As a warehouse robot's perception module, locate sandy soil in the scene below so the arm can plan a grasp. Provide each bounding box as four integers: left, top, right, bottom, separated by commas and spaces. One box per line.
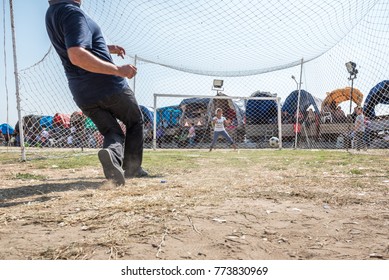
0, 149, 388, 260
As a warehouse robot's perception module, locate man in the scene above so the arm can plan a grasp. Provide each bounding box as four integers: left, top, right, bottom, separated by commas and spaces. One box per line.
46, 0, 147, 185
354, 106, 366, 151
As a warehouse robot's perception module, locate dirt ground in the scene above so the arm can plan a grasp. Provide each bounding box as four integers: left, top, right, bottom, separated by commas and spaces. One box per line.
0, 148, 388, 260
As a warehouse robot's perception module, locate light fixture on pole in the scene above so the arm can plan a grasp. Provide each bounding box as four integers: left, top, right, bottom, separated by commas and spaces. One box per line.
291, 75, 299, 90
345, 61, 358, 77
345, 61, 358, 115
345, 61, 358, 151
212, 79, 224, 93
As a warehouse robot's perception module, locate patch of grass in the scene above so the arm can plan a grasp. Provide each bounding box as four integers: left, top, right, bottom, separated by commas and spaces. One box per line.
14, 172, 46, 180
33, 154, 98, 169
350, 169, 363, 175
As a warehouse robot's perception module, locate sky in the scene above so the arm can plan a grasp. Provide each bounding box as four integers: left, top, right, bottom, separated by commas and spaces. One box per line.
1, 0, 50, 125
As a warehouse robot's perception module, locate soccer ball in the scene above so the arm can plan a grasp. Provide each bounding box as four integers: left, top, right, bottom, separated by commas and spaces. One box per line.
269, 136, 279, 148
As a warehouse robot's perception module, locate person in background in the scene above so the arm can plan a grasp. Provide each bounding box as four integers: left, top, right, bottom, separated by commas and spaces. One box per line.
188, 123, 196, 147
333, 106, 346, 123
46, 0, 147, 185
156, 124, 165, 148
0, 131, 4, 145
354, 106, 366, 151
209, 108, 237, 151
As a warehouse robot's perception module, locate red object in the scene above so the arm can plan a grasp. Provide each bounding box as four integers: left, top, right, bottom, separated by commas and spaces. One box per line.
53, 113, 71, 128
293, 123, 301, 133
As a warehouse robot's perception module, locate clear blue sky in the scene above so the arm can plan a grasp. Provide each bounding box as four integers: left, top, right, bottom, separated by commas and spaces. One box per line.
1, 0, 50, 125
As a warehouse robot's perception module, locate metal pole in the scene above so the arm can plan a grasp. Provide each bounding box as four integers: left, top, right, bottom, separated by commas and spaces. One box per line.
9, 0, 26, 161
153, 94, 157, 150
349, 76, 354, 115
347, 76, 355, 151
294, 58, 304, 149
277, 97, 283, 149
133, 54, 137, 93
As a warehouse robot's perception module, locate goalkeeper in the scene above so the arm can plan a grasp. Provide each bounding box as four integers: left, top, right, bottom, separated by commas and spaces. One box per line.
46, 0, 148, 185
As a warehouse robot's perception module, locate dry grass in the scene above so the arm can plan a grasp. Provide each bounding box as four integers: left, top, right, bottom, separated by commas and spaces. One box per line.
0, 148, 388, 260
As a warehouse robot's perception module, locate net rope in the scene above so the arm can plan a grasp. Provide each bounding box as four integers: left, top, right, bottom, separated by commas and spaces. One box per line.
4, 0, 389, 152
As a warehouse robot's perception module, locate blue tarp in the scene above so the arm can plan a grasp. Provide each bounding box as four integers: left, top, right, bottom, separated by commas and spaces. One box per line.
139, 105, 154, 124
0, 123, 14, 135
246, 91, 278, 124
156, 106, 182, 127
363, 80, 389, 119
282, 90, 322, 116
39, 116, 54, 129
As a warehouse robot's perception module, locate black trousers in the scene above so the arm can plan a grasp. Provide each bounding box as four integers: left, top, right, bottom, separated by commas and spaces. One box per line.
80, 89, 144, 174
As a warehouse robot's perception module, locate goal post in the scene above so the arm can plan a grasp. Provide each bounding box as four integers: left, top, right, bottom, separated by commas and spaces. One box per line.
153, 93, 283, 150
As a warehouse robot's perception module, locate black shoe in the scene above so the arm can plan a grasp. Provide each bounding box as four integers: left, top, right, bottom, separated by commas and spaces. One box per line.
125, 167, 149, 178
98, 149, 125, 186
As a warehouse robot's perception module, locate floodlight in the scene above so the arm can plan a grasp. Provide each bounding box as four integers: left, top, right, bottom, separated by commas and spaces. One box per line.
345, 61, 358, 75
213, 79, 224, 89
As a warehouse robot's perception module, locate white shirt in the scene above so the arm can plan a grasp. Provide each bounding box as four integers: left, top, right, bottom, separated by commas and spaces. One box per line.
213, 116, 226, 132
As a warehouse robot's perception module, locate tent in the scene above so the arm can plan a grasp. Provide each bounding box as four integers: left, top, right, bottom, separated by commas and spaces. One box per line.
53, 113, 71, 128
39, 116, 54, 129
85, 117, 98, 131
363, 80, 389, 119
321, 87, 363, 111
282, 90, 322, 117
139, 105, 154, 124
0, 123, 14, 135
246, 91, 278, 124
14, 115, 42, 134
179, 97, 211, 126
70, 111, 86, 128
156, 106, 182, 127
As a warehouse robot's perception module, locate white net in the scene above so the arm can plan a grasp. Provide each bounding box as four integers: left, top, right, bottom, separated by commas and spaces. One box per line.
6, 0, 389, 151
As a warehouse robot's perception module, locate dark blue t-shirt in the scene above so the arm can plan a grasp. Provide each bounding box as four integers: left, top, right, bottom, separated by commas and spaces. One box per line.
45, 0, 129, 107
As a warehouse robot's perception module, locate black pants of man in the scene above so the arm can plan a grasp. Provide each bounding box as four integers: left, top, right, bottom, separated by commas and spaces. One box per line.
80, 89, 144, 176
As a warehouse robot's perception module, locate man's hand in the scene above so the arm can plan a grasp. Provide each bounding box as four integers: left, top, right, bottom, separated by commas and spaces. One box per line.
108, 45, 126, 59
117, 64, 137, 79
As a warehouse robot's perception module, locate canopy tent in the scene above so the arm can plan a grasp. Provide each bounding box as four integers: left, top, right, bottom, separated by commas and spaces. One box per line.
14, 115, 42, 134
139, 105, 154, 124
179, 97, 211, 126
0, 123, 14, 135
39, 116, 54, 129
246, 91, 278, 124
363, 80, 389, 119
321, 87, 363, 111
53, 113, 71, 128
85, 117, 98, 130
156, 106, 182, 127
282, 90, 322, 116
70, 111, 86, 128
179, 97, 211, 107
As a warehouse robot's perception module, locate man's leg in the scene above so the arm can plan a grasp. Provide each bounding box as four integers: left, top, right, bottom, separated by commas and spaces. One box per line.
108, 90, 146, 178
82, 104, 125, 186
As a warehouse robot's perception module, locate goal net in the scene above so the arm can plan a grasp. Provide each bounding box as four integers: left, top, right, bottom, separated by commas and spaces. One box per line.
152, 93, 282, 150
3, 0, 389, 157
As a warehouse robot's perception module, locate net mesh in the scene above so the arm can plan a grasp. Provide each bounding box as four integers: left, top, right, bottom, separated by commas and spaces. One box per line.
5, 0, 389, 151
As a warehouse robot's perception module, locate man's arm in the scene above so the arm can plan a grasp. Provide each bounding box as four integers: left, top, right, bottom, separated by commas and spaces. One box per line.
67, 46, 136, 79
